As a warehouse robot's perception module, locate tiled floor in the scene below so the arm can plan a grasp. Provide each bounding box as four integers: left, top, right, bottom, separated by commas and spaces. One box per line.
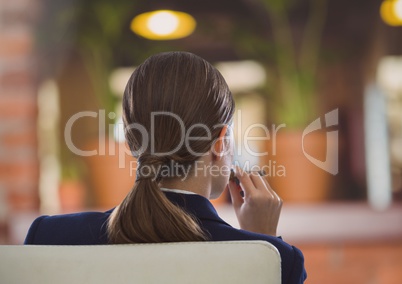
297, 241, 402, 284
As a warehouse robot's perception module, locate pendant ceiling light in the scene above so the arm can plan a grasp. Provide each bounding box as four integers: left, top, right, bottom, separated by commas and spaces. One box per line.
381, 0, 402, 26
131, 10, 196, 40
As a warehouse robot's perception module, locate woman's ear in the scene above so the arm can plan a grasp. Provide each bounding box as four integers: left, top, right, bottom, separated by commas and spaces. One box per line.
211, 125, 229, 161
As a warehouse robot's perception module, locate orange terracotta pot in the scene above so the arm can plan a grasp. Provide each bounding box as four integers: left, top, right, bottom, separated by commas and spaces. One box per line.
59, 180, 86, 213
261, 130, 335, 203
85, 139, 137, 209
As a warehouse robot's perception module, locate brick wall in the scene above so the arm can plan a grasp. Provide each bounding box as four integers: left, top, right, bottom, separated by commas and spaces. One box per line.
0, 0, 41, 227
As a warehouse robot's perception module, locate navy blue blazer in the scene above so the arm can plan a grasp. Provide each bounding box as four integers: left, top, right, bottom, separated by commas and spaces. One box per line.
25, 191, 307, 284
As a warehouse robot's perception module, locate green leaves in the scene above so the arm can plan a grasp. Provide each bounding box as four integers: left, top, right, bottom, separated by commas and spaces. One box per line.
261, 0, 293, 13
245, 0, 328, 128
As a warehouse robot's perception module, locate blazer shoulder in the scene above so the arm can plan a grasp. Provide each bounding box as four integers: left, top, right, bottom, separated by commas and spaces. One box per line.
24, 215, 49, 244
24, 211, 111, 245
287, 245, 307, 284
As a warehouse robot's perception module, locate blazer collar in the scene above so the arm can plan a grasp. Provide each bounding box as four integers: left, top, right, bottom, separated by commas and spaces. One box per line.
163, 191, 231, 226
105, 191, 231, 227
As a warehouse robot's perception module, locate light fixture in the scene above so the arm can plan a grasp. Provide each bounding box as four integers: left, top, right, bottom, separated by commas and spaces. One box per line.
380, 0, 402, 26
215, 61, 266, 92
131, 10, 196, 40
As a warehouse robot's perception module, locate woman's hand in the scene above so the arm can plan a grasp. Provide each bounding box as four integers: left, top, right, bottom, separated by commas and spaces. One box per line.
227, 166, 283, 236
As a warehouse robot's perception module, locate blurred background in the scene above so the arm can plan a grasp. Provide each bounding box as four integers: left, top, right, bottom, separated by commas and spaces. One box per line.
1, 0, 402, 283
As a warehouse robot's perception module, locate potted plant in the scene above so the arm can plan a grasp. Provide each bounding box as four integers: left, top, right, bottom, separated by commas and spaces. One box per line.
72, 1, 135, 208
69, 0, 177, 208
38, 0, 151, 208
236, 0, 334, 202
58, 163, 86, 213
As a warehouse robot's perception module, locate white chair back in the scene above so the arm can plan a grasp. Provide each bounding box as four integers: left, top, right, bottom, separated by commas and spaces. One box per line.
0, 241, 281, 284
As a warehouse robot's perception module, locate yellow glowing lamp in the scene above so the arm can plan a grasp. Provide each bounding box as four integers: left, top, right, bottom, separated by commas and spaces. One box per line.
381, 0, 402, 26
131, 10, 196, 40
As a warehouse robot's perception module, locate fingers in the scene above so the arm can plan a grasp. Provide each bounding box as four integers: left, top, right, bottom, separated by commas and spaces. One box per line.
229, 167, 283, 236
246, 169, 282, 203
230, 166, 282, 204
249, 172, 269, 191
235, 166, 255, 197
228, 182, 243, 209
261, 176, 283, 205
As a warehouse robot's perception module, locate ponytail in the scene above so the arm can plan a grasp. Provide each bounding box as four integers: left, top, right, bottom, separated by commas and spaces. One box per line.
107, 156, 209, 244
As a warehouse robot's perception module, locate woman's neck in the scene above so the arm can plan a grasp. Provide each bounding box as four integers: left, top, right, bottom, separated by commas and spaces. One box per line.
158, 154, 215, 199
159, 174, 211, 198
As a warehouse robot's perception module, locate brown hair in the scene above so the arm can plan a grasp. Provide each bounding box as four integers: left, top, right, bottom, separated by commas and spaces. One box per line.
107, 51, 235, 243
